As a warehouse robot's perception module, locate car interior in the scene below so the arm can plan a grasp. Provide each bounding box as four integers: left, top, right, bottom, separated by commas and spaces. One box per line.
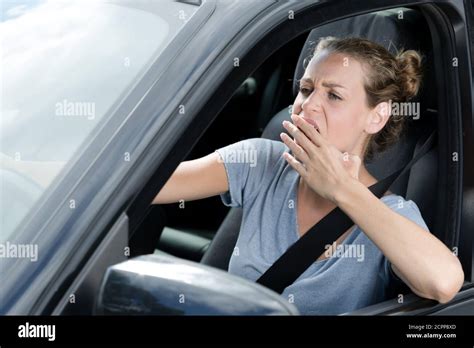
134, 6, 443, 306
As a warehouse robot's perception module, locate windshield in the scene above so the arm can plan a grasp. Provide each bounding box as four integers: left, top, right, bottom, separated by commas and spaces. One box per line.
1, 0, 199, 241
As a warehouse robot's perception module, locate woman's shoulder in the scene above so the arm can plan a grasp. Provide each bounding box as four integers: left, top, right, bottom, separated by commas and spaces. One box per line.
380, 193, 419, 210
218, 137, 286, 154
380, 193, 429, 231
214, 138, 289, 207
240, 137, 287, 153
218, 137, 287, 168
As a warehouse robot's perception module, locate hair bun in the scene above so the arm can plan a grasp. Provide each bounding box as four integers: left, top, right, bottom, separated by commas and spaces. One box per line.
396, 50, 423, 101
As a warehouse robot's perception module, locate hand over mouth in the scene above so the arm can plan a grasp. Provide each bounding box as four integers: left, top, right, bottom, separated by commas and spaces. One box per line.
300, 116, 320, 132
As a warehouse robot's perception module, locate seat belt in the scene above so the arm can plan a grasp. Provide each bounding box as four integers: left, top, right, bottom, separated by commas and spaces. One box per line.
256, 130, 437, 294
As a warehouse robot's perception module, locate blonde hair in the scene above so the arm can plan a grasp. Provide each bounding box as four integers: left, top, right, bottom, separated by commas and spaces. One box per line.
307, 37, 423, 161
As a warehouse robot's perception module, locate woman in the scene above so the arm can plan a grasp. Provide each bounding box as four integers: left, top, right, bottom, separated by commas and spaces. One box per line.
152, 37, 464, 315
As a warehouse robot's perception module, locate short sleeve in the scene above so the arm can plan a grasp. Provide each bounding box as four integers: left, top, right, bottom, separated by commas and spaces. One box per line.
214, 138, 286, 207
382, 199, 430, 287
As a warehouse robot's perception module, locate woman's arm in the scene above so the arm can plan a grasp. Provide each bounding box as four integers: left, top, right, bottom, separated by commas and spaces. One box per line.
281, 113, 464, 303
335, 180, 464, 303
152, 151, 229, 204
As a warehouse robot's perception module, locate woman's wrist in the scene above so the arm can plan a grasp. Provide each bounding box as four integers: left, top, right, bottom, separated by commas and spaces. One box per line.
333, 176, 366, 207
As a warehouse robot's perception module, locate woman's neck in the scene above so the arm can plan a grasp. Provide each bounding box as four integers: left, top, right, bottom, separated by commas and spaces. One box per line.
298, 164, 377, 209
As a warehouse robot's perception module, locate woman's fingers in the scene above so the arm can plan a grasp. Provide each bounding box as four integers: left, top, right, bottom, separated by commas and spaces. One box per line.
282, 152, 307, 178
282, 120, 316, 157
279, 132, 310, 164
290, 114, 326, 147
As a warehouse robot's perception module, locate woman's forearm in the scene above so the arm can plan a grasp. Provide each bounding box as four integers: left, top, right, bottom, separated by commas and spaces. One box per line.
152, 152, 229, 205
335, 179, 464, 303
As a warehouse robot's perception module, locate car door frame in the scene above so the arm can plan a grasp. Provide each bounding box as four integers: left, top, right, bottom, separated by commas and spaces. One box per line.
3, 0, 284, 315
1, 0, 226, 314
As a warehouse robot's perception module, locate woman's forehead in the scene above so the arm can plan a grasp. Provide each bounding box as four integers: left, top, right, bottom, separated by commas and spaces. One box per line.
303, 52, 365, 90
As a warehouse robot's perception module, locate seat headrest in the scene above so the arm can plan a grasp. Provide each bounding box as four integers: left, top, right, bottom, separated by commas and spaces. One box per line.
292, 7, 434, 110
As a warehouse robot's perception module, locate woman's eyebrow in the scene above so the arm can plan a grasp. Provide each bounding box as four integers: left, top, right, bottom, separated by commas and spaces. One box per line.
300, 77, 346, 89
322, 81, 347, 89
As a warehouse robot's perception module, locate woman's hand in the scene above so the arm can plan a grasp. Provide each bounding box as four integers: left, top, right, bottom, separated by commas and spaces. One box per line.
281, 114, 465, 303
280, 113, 362, 203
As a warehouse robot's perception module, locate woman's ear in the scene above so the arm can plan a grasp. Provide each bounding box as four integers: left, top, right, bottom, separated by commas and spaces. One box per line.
365, 101, 391, 135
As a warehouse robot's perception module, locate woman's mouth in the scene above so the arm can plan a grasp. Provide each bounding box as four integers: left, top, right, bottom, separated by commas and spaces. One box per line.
301, 116, 320, 132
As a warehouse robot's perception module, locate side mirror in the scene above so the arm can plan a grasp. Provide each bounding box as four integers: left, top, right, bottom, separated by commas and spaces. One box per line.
95, 253, 299, 315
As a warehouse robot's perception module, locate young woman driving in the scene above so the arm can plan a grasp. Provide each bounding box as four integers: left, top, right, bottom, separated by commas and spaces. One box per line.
152, 37, 464, 315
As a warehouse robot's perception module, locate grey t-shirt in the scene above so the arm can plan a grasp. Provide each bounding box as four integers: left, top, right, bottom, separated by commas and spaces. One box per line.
215, 138, 430, 315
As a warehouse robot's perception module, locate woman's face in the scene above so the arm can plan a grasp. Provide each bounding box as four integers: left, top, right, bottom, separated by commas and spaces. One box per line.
292, 50, 388, 156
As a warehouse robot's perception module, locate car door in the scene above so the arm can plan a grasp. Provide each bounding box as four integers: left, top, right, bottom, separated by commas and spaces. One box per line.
1, 0, 281, 315
0, 0, 243, 315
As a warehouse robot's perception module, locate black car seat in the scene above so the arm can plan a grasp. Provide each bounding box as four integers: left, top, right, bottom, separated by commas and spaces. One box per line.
201, 7, 438, 272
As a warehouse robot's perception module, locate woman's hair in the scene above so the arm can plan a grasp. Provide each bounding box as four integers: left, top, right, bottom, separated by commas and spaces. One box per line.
305, 36, 423, 162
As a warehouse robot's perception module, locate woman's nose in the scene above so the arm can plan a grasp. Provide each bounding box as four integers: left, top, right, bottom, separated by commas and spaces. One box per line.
301, 89, 323, 114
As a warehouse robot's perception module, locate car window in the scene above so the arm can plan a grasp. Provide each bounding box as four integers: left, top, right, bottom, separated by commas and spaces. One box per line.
0, 0, 200, 241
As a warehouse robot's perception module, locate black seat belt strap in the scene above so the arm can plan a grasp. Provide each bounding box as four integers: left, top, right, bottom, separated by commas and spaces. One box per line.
256, 130, 437, 294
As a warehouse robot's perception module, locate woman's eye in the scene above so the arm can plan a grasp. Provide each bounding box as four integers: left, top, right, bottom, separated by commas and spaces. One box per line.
328, 92, 341, 101
299, 87, 312, 96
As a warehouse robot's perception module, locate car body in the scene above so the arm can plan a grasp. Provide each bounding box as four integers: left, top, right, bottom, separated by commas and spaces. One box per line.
1, 0, 473, 317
